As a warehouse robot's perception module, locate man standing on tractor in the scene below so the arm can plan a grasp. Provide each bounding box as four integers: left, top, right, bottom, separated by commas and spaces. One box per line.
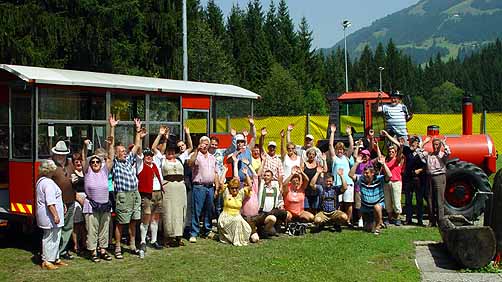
378, 90, 413, 139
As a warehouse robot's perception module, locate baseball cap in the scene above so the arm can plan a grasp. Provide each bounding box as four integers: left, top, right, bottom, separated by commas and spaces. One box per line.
235, 134, 245, 142
268, 141, 277, 147
361, 149, 371, 156
305, 134, 314, 140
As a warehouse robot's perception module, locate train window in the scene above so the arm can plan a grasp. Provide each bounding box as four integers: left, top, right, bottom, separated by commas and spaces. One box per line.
212, 98, 251, 133
11, 89, 32, 159
111, 93, 145, 121
149, 96, 180, 122
39, 89, 106, 120
38, 124, 107, 159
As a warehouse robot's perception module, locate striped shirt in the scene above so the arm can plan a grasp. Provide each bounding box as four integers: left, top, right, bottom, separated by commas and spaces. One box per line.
382, 103, 410, 137
112, 152, 138, 192
356, 174, 386, 208
83, 165, 110, 213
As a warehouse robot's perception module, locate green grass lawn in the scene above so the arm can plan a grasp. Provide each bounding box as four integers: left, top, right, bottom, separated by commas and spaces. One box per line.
0, 227, 440, 282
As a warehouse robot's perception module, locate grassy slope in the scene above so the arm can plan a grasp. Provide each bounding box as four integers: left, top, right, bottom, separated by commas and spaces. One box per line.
0, 227, 440, 282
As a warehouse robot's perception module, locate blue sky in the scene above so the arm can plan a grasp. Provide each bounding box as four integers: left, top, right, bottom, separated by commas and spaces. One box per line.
201, 0, 419, 49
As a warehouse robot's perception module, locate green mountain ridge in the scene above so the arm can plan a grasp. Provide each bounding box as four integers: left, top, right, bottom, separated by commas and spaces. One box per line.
322, 0, 502, 64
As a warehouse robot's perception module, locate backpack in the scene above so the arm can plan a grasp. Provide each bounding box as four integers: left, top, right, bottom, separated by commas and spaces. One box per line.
286, 222, 307, 236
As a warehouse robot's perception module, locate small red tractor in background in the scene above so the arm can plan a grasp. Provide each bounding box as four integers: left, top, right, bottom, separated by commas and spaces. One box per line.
319, 92, 496, 221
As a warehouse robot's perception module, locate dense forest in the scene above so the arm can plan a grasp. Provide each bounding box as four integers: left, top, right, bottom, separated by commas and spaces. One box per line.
1, 0, 502, 115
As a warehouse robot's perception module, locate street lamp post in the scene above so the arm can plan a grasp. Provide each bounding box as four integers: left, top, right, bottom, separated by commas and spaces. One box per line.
182, 0, 188, 81
342, 20, 351, 93
378, 66, 384, 92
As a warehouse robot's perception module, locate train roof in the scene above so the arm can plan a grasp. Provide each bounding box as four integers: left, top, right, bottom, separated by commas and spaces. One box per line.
0, 64, 260, 100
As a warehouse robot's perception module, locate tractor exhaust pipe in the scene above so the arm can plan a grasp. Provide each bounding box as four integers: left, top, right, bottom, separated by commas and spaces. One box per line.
463, 96, 473, 135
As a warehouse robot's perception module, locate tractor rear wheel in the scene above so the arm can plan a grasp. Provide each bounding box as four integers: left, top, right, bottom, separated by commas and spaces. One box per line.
445, 161, 491, 221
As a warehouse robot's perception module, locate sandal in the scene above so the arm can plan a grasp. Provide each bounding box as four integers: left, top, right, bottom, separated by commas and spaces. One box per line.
373, 229, 381, 236
90, 254, 100, 263
100, 252, 112, 261
114, 251, 124, 260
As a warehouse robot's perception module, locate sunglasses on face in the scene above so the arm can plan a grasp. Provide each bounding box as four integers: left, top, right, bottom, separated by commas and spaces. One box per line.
91, 160, 101, 164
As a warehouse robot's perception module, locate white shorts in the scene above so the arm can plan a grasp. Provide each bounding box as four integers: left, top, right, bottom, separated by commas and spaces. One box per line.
338, 183, 354, 203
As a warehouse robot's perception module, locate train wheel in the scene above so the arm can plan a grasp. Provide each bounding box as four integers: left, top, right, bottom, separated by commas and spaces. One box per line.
445, 161, 491, 221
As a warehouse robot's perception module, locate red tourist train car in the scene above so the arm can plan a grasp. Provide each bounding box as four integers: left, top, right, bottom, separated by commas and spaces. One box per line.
0, 64, 260, 227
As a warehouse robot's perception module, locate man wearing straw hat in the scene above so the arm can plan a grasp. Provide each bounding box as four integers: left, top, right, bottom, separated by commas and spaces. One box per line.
51, 140, 75, 261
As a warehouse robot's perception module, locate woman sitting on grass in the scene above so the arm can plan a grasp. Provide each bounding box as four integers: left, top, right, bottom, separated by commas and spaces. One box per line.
283, 167, 314, 223
217, 177, 252, 246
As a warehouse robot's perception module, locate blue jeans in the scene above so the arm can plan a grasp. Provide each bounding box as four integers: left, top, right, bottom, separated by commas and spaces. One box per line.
304, 185, 323, 210
190, 184, 214, 237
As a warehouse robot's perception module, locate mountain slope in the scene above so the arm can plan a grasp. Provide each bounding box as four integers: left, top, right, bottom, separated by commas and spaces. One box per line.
322, 0, 502, 64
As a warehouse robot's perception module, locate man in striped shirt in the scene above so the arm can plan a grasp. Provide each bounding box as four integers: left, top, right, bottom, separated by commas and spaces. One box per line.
111, 117, 143, 258
349, 154, 392, 235
378, 90, 413, 138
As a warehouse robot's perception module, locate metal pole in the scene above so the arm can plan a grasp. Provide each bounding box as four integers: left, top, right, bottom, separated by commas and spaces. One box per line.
379, 70, 382, 92
344, 28, 348, 92
182, 0, 188, 81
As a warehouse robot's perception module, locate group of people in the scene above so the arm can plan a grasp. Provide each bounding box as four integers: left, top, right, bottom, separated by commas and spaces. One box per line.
35, 90, 450, 269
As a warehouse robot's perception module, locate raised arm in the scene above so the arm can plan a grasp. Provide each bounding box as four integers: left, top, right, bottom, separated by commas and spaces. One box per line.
321, 153, 328, 173
282, 166, 298, 195
247, 116, 257, 149
329, 124, 336, 157
187, 145, 199, 167
299, 169, 309, 191
82, 139, 90, 172
309, 165, 323, 189
349, 155, 362, 182
130, 118, 144, 155
151, 125, 168, 155
259, 127, 267, 152
184, 126, 193, 154
345, 126, 354, 157
107, 114, 118, 170
353, 139, 362, 158
378, 155, 392, 182
286, 124, 293, 144
280, 129, 286, 159
337, 168, 348, 194
381, 130, 400, 147
222, 128, 237, 156
420, 136, 432, 149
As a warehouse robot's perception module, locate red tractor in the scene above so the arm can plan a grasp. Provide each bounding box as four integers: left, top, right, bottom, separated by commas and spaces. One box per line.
319, 91, 496, 221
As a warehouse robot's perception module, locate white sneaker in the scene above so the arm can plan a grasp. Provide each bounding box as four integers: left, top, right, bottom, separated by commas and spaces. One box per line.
189, 236, 197, 243
358, 218, 364, 228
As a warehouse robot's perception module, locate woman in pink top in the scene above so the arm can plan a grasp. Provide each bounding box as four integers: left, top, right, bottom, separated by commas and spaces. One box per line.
381, 130, 405, 226
282, 167, 314, 222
